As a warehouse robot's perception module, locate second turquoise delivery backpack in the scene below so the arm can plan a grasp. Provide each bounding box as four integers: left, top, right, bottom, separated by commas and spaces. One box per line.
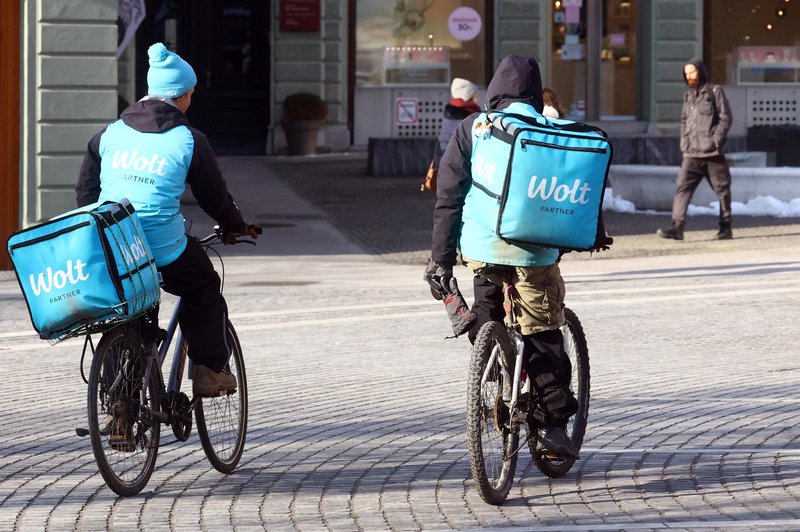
6, 199, 160, 341
467, 102, 613, 251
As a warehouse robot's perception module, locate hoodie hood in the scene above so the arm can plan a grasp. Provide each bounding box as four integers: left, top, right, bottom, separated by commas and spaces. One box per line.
683, 58, 710, 87
484, 55, 544, 113
120, 98, 190, 134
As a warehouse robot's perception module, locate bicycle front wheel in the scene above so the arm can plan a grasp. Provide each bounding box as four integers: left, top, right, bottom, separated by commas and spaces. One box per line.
195, 321, 248, 473
87, 325, 160, 496
467, 321, 519, 505
528, 306, 590, 478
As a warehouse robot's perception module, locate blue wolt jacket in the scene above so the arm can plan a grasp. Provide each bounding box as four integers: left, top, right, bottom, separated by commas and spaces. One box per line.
76, 99, 244, 266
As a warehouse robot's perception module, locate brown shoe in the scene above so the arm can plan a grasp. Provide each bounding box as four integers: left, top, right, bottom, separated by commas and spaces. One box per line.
656, 225, 684, 241
106, 401, 135, 452
193, 365, 236, 397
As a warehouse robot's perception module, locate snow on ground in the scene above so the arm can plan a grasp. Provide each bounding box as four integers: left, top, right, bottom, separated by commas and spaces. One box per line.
603, 188, 800, 218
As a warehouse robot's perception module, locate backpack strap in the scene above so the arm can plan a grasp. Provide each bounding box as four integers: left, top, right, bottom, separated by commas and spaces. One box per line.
490, 110, 609, 139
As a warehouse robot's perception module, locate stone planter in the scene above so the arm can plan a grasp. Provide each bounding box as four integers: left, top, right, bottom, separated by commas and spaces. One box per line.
283, 120, 321, 156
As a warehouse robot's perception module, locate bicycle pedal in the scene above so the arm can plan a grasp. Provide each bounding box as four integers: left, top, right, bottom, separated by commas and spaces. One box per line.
75, 428, 89, 437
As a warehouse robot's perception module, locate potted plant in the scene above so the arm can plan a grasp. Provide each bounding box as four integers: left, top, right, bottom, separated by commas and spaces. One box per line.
282, 92, 328, 155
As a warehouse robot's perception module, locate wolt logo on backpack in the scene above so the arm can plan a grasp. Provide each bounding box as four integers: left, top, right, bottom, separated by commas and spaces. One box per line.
29, 259, 90, 297
528, 175, 592, 205
121, 236, 148, 265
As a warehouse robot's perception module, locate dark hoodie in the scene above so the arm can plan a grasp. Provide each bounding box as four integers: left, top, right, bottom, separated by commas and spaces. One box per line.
76, 99, 244, 264
430, 55, 545, 265
680, 59, 732, 158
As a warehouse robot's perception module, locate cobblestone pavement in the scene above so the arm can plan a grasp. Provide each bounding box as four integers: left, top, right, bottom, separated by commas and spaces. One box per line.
1, 156, 799, 530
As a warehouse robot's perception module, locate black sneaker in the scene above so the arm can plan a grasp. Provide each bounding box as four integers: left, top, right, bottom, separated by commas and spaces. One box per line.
536, 425, 580, 460
657, 225, 684, 241
715, 227, 733, 240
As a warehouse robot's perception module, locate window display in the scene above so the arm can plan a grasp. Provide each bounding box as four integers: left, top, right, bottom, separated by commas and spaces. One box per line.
708, 0, 800, 85
355, 0, 486, 87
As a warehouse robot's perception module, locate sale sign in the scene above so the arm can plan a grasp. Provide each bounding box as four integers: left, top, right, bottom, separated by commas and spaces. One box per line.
448, 7, 482, 42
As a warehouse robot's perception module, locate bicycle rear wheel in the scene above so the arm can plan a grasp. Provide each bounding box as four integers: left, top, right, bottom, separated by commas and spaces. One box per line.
528, 306, 590, 478
467, 321, 518, 505
87, 325, 160, 496
195, 321, 248, 473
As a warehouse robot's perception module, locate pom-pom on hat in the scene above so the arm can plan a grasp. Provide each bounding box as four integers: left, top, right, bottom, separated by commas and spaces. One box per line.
146, 43, 197, 99
450, 77, 477, 101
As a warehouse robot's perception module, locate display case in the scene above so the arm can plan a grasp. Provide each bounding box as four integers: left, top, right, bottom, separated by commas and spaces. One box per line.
381, 46, 450, 86
734, 46, 800, 85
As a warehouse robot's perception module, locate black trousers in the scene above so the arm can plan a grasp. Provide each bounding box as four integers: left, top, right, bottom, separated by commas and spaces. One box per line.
469, 274, 578, 425
158, 237, 230, 372
672, 155, 732, 227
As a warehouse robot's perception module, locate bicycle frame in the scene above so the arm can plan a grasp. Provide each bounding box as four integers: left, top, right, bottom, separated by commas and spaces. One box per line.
158, 297, 188, 393
479, 279, 530, 432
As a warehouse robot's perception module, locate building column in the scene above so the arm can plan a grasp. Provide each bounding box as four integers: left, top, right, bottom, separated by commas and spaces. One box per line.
20, 0, 119, 225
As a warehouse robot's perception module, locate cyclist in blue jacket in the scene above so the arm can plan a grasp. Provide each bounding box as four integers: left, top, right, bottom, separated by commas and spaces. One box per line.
425, 55, 610, 460
76, 43, 259, 398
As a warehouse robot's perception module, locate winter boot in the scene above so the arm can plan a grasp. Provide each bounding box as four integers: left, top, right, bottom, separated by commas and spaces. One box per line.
715, 223, 733, 240
656, 223, 684, 241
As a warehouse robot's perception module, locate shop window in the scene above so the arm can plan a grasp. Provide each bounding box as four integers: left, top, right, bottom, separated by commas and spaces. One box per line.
355, 0, 486, 87
708, 0, 800, 86
549, 0, 638, 120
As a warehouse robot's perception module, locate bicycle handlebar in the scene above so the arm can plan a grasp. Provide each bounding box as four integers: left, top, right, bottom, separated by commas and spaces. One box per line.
197, 225, 261, 246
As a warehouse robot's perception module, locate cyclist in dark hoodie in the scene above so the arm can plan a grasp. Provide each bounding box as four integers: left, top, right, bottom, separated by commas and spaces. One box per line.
76, 43, 260, 398
657, 58, 733, 241
424, 55, 602, 460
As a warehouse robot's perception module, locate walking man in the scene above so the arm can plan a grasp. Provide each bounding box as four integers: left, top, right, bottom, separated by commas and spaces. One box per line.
657, 59, 733, 241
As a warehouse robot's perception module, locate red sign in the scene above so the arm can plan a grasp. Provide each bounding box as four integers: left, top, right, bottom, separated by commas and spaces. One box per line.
280, 0, 320, 32
396, 98, 419, 125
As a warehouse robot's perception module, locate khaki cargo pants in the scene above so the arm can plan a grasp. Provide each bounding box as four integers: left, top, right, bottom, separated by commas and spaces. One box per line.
462, 258, 565, 335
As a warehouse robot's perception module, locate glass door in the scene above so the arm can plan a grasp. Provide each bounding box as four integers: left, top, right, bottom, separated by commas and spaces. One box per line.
549, 0, 638, 121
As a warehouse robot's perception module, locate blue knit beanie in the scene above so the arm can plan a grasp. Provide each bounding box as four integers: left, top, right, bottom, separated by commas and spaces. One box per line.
146, 43, 197, 99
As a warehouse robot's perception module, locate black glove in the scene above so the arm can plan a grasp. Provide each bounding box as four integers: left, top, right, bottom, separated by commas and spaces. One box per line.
223, 222, 262, 245
591, 215, 612, 252
441, 276, 477, 337
424, 260, 453, 300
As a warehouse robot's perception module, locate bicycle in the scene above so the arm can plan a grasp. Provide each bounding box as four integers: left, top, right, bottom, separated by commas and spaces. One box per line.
466, 266, 590, 505
75, 226, 255, 496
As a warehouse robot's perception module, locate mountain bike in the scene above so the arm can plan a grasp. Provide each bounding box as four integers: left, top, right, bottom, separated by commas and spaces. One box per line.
76, 227, 255, 496
466, 266, 590, 505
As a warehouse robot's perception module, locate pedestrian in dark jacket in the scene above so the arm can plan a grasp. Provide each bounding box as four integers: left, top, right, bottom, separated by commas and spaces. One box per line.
658, 59, 733, 241
424, 55, 608, 460
76, 43, 260, 398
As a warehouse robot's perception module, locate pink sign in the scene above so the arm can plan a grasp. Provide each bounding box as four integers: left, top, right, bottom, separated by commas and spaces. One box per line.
448, 7, 482, 42
563, 0, 582, 24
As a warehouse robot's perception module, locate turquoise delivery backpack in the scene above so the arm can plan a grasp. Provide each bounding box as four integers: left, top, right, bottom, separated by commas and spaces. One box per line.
7, 199, 160, 341
468, 102, 613, 251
